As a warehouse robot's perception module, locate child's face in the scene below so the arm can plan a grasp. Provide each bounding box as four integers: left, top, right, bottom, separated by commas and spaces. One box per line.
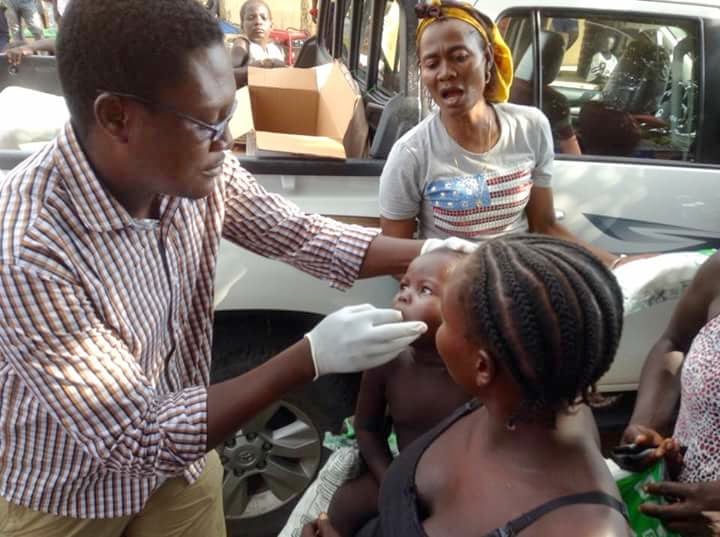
242, 3, 272, 43
393, 251, 458, 346
435, 261, 481, 392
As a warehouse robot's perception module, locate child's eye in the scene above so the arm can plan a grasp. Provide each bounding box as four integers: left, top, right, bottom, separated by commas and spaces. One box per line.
421, 286, 433, 295
399, 283, 409, 290
453, 54, 469, 62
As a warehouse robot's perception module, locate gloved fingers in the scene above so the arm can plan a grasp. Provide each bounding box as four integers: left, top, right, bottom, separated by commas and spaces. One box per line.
420, 238, 443, 255
339, 303, 376, 315
444, 237, 478, 254
356, 306, 404, 325
363, 332, 426, 357
364, 321, 427, 343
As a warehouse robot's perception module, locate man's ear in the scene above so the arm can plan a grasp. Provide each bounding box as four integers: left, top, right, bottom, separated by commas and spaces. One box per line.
93, 94, 130, 144
474, 348, 495, 389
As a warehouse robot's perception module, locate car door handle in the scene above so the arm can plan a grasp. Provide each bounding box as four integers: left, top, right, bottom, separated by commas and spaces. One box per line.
555, 209, 565, 220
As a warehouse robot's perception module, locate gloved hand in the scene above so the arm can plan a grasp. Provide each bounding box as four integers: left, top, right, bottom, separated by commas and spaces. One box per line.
305, 304, 427, 379
421, 236, 478, 255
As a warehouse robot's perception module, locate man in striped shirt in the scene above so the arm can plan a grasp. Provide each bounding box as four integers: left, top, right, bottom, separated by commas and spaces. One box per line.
0, 0, 473, 535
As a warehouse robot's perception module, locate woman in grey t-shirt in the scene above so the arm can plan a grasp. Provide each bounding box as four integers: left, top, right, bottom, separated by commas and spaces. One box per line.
379, 1, 624, 269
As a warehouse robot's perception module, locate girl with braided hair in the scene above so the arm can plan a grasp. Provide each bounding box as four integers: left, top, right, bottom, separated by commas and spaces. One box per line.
303, 234, 631, 537
379, 0, 638, 271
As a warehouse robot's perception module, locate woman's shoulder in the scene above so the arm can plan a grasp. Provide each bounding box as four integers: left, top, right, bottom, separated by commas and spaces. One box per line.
391, 112, 439, 152
496, 102, 549, 128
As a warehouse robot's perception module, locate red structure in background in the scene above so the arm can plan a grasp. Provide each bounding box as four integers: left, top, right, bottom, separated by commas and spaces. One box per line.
270, 28, 310, 66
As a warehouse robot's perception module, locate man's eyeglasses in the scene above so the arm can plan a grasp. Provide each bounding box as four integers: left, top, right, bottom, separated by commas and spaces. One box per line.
98, 90, 236, 143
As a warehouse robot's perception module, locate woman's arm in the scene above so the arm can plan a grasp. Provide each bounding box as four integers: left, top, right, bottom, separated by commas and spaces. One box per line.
625, 252, 720, 438
380, 216, 416, 239
525, 186, 618, 267
354, 368, 394, 484
231, 39, 250, 88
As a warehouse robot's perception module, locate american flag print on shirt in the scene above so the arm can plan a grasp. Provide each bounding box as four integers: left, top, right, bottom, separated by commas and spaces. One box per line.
424, 166, 533, 238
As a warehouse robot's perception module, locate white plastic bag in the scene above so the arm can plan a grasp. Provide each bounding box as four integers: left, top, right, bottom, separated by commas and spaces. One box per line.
0, 86, 69, 150
613, 251, 714, 316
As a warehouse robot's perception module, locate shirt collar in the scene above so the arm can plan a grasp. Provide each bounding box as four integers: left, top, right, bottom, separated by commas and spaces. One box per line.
53, 123, 180, 232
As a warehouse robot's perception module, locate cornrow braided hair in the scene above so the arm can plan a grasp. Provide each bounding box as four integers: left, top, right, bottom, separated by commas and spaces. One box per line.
459, 234, 623, 424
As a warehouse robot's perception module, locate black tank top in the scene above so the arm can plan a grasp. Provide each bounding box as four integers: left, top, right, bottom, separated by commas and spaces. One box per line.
356, 400, 628, 537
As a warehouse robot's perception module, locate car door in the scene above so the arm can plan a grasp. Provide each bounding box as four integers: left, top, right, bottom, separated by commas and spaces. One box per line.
489, 1, 720, 390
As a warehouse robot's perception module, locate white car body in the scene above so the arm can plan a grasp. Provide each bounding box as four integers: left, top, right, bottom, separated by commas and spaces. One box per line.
215, 0, 720, 392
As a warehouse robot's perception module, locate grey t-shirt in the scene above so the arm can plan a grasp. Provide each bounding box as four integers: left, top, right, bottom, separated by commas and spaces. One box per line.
379, 103, 554, 240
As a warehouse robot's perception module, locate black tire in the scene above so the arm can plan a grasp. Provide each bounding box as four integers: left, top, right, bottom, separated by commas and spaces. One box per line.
211, 311, 361, 537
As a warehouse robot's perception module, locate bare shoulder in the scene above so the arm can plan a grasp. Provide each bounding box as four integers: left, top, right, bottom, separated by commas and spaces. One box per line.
534, 502, 631, 537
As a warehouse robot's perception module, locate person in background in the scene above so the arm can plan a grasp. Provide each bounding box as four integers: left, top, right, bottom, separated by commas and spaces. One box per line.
3, 0, 43, 44
304, 234, 631, 537
328, 249, 472, 536
231, 0, 285, 87
3, 0, 63, 64
0, 2, 9, 52
622, 251, 720, 536
586, 34, 617, 84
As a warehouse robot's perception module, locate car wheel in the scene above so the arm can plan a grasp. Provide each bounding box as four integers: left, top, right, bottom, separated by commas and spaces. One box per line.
211, 311, 360, 537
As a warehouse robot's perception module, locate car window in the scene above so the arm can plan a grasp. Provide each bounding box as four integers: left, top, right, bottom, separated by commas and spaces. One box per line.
376, 0, 401, 94
356, 0, 374, 82
500, 12, 700, 162
341, 0, 355, 64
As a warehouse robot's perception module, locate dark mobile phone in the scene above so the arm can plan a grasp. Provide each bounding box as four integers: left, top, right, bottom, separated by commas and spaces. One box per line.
610, 443, 658, 471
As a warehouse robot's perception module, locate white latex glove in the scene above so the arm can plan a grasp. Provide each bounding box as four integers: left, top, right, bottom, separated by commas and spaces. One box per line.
305, 304, 427, 379
421, 237, 478, 255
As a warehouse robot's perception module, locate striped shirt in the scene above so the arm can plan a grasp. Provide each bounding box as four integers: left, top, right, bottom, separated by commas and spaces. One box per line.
0, 124, 377, 518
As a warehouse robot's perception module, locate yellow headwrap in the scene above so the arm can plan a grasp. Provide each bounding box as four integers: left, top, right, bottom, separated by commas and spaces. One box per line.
415, 0, 513, 103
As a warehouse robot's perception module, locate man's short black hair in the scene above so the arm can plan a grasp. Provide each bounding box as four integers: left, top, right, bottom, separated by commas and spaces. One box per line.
57, 0, 224, 137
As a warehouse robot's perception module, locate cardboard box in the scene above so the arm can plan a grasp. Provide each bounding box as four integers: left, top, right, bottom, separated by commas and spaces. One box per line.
229, 63, 368, 159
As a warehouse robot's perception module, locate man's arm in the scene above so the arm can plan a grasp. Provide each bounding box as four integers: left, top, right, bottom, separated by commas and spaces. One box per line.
354, 367, 394, 484
358, 233, 422, 278
207, 338, 315, 448
5, 38, 57, 66
0, 264, 208, 478
626, 252, 720, 437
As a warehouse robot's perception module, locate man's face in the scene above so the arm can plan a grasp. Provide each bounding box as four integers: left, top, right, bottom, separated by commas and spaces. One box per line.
124, 43, 237, 201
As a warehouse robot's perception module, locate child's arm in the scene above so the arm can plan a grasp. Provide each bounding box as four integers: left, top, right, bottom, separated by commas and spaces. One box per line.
354, 366, 394, 485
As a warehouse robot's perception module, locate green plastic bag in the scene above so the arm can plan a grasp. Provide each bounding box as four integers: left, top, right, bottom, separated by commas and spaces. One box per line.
615, 460, 680, 537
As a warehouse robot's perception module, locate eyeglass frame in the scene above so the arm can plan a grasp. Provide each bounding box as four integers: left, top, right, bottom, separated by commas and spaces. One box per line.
96, 90, 236, 143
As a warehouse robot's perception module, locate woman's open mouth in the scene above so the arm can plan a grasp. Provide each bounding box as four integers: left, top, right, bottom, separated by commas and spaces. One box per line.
439, 87, 464, 105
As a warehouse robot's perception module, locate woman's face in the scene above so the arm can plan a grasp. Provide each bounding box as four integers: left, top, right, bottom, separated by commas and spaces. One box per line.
242, 2, 272, 44
418, 19, 492, 115
435, 261, 481, 393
